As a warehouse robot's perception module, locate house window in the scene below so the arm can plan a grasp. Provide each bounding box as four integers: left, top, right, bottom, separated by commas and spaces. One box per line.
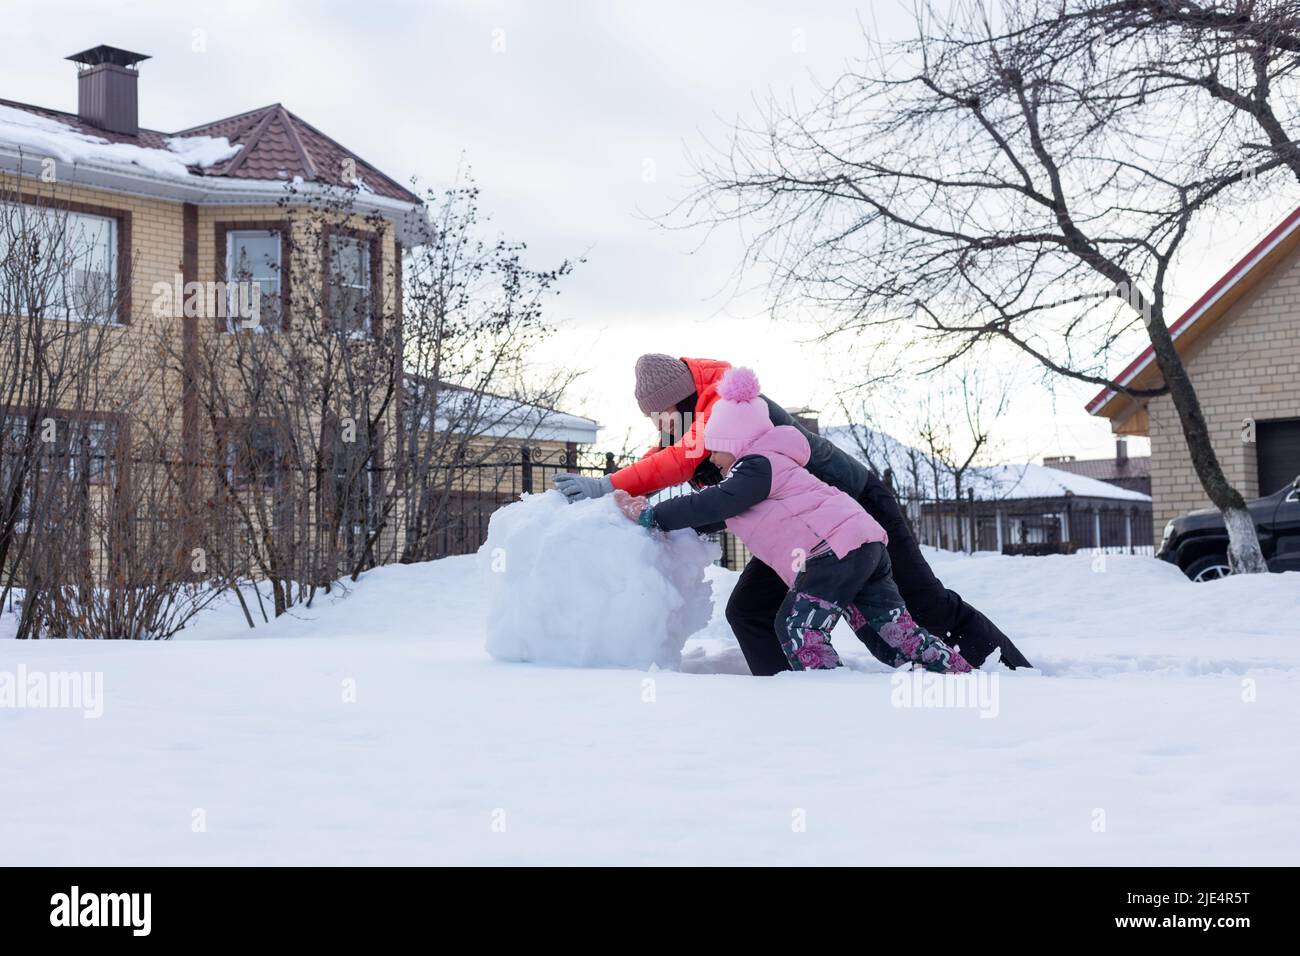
225, 230, 282, 330
79, 420, 116, 482
224, 420, 281, 490
1, 416, 117, 482
324, 417, 375, 528
0, 203, 118, 321
0, 417, 34, 529
327, 234, 372, 335
1, 415, 119, 531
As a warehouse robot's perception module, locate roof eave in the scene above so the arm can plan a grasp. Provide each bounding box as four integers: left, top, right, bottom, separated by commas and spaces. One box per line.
0, 148, 427, 244
1086, 203, 1300, 419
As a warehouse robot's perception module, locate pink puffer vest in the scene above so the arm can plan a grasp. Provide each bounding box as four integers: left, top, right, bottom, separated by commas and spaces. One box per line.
725, 426, 887, 586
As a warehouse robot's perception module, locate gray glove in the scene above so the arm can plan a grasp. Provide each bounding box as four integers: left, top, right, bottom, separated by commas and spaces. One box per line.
553, 473, 614, 502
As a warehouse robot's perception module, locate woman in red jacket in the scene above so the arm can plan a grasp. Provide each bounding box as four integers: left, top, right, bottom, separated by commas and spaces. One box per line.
553, 355, 1030, 674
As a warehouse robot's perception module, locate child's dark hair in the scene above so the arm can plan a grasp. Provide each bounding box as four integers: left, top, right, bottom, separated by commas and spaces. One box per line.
690, 458, 723, 489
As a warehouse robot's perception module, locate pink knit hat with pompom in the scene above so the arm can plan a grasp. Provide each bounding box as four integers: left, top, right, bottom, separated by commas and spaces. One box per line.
703, 367, 772, 455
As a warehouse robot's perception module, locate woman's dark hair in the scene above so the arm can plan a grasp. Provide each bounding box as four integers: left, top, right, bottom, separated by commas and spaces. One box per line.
657, 392, 701, 448
673, 392, 721, 487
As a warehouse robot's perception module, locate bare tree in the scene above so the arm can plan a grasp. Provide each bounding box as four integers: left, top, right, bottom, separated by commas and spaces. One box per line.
1, 174, 221, 638
168, 172, 579, 619
4, 161, 582, 634
838, 359, 1009, 549
395, 172, 579, 563
173, 185, 405, 619
920, 365, 1009, 501
682, 0, 1278, 571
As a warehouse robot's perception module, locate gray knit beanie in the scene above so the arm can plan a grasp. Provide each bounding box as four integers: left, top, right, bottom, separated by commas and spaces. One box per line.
634, 354, 696, 415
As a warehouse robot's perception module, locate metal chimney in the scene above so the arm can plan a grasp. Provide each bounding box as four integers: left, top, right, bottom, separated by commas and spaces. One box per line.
1116, 437, 1129, 464
66, 45, 150, 135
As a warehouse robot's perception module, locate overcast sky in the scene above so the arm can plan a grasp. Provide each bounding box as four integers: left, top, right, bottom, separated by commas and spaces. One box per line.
10, 0, 1290, 462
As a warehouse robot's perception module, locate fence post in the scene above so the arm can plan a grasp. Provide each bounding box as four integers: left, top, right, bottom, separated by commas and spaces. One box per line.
967, 488, 976, 554
995, 509, 1004, 553
604, 452, 616, 475
1092, 507, 1102, 551
521, 446, 533, 495
1125, 508, 1133, 554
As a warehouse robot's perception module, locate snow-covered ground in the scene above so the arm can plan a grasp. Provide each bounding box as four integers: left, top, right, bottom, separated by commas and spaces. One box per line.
2, 545, 1298, 865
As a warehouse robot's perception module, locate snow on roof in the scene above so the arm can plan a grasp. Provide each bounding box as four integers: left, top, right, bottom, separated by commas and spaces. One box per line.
469, 402, 599, 444
409, 379, 599, 445
963, 463, 1151, 502
0, 103, 240, 178
823, 424, 1150, 502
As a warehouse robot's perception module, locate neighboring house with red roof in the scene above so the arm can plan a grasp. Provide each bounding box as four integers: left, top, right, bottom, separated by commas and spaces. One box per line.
1086, 207, 1300, 544
1044, 439, 1152, 497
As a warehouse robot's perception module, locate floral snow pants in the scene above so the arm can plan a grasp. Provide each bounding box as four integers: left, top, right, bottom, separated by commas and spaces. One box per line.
776, 542, 972, 673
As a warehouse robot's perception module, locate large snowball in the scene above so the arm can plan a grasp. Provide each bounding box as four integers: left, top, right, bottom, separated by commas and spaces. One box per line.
481, 491, 717, 669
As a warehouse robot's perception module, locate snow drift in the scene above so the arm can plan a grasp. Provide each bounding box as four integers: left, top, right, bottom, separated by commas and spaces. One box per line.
480, 491, 717, 668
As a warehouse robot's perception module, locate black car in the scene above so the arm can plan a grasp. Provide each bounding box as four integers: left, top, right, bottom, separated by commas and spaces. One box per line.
1158, 476, 1300, 580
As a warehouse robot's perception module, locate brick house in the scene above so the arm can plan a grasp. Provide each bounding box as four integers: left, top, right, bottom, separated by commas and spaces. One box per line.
2, 45, 609, 586
0, 45, 431, 579
1087, 207, 1300, 543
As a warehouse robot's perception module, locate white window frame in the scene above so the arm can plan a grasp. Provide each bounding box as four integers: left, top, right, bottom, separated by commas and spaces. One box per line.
1, 415, 117, 532
0, 202, 118, 323
327, 233, 372, 336
225, 229, 282, 332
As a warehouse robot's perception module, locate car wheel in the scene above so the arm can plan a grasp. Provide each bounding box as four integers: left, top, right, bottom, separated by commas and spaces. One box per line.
1185, 554, 1233, 582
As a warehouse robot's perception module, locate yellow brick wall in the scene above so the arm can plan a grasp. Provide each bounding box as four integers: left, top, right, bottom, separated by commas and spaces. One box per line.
0, 178, 404, 453
2, 174, 412, 574
193, 203, 404, 469
1, 173, 188, 437
1146, 246, 1300, 544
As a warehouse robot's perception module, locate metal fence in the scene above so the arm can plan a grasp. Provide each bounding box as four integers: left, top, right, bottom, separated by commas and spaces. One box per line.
418, 451, 1156, 567
14, 446, 1152, 589
413, 445, 745, 565
407, 446, 619, 562
886, 472, 1155, 557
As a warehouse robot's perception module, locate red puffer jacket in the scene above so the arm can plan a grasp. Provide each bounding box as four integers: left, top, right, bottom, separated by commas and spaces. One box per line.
608, 357, 731, 497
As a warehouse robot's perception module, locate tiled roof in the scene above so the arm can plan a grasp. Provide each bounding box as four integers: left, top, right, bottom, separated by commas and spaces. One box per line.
175, 104, 420, 203
1042, 456, 1151, 483
0, 98, 421, 205
0, 97, 171, 149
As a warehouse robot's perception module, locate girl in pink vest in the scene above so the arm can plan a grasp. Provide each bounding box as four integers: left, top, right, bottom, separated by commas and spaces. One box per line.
615, 367, 971, 673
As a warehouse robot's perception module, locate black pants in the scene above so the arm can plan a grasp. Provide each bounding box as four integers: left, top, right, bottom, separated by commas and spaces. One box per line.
725, 472, 1030, 676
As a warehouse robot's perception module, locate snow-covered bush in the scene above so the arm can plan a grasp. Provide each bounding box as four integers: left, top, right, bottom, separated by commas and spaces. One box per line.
480, 491, 716, 668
